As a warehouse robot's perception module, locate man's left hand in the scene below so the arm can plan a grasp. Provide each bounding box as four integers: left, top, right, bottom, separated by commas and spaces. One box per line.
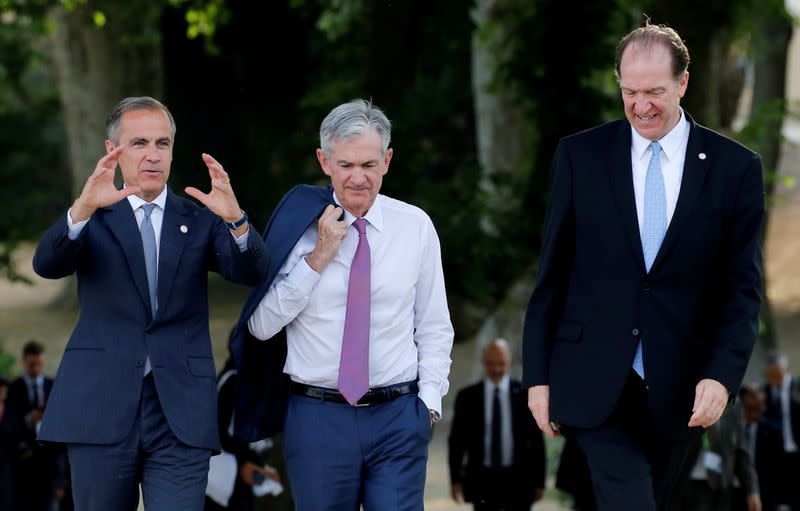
688, 378, 729, 428
185, 153, 247, 234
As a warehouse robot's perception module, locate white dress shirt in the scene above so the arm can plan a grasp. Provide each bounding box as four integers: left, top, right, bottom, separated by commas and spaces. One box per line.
483, 375, 514, 467
248, 193, 454, 414
630, 109, 690, 232
778, 375, 798, 453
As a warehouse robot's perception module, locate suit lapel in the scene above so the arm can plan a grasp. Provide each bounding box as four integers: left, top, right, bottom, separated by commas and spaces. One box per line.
156, 189, 190, 320
650, 117, 709, 273
607, 122, 646, 272
103, 199, 151, 312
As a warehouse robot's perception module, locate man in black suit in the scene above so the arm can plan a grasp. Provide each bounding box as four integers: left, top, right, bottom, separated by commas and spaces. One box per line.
522, 22, 764, 511
762, 352, 799, 510
449, 338, 546, 511
1, 340, 66, 511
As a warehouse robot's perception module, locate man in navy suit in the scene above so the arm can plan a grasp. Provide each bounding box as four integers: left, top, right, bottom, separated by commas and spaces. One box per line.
33, 96, 267, 511
2, 340, 65, 511
523, 23, 764, 511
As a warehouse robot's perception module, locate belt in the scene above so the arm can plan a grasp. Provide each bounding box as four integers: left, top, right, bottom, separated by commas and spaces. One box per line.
291, 380, 419, 407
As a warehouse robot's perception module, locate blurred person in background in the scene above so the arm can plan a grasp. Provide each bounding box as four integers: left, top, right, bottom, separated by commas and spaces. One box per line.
449, 338, 546, 511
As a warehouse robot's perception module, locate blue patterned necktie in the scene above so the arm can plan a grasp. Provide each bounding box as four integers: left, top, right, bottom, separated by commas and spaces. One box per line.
633, 141, 666, 379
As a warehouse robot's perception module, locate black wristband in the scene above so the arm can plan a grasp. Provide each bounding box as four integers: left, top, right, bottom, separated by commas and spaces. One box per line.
225, 211, 248, 230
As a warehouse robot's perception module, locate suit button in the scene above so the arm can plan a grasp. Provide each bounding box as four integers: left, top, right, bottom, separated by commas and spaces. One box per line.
135, 361, 143, 368
632, 328, 639, 336
643, 283, 651, 291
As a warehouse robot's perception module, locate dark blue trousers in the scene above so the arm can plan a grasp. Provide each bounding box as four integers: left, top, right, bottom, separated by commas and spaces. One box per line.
571, 372, 700, 511
283, 392, 431, 511
67, 374, 211, 511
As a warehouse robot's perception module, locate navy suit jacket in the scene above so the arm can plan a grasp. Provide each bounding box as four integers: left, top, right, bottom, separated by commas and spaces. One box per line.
230, 184, 335, 442
522, 114, 765, 437
32, 189, 268, 450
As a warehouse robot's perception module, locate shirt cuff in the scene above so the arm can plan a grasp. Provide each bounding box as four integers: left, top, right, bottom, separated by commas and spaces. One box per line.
418, 383, 442, 418
230, 227, 250, 252
290, 257, 322, 296
66, 208, 90, 240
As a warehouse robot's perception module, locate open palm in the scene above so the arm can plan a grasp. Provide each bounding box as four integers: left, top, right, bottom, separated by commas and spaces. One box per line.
184, 153, 242, 221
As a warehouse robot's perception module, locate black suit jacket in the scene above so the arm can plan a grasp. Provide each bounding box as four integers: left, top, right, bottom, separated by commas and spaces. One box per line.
762, 376, 800, 451
522, 114, 765, 437
448, 379, 546, 504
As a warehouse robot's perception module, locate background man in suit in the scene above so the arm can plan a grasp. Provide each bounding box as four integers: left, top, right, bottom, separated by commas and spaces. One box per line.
762, 352, 799, 510
32, 96, 267, 511
523, 23, 764, 511
247, 99, 454, 511
675, 400, 760, 511
449, 338, 546, 511
1, 340, 65, 511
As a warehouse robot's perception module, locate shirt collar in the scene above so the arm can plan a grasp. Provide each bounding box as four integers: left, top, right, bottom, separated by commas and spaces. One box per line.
127, 186, 168, 212
22, 373, 43, 387
332, 191, 384, 232
485, 374, 510, 393
631, 108, 688, 162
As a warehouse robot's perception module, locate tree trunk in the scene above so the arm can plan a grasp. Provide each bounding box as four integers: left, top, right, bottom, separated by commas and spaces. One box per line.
471, 0, 529, 232
746, 6, 793, 370
46, 1, 165, 308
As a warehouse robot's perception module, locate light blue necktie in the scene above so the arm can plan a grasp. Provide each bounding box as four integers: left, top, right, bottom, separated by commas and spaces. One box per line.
140, 203, 157, 376
140, 203, 158, 314
633, 141, 666, 379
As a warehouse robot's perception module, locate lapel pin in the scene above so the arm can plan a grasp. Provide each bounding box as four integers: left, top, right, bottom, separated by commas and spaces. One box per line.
698, 153, 707, 160
180, 225, 188, 233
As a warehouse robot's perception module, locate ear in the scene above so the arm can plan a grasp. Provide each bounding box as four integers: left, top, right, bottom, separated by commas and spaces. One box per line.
316, 148, 332, 177
105, 139, 115, 154
678, 71, 689, 98
382, 148, 393, 176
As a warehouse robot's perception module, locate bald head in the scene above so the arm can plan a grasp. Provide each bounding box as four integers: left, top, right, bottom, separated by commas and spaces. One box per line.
483, 338, 512, 383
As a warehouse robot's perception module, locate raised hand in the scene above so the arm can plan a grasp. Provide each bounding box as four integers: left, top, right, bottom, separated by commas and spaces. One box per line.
71, 146, 140, 222
184, 153, 245, 229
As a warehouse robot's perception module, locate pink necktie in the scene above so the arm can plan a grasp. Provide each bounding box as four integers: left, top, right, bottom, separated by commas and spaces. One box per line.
337, 218, 371, 405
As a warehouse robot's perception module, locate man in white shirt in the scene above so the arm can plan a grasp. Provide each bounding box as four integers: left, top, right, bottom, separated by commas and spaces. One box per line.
248, 99, 454, 511
762, 352, 800, 509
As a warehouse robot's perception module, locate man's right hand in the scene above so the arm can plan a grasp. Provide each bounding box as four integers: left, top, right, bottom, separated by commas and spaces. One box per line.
528, 385, 559, 438
450, 483, 464, 503
71, 146, 140, 222
305, 204, 347, 273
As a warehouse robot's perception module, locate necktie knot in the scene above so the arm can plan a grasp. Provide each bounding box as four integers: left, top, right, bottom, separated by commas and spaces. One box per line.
650, 141, 662, 157
141, 203, 157, 221
353, 218, 367, 236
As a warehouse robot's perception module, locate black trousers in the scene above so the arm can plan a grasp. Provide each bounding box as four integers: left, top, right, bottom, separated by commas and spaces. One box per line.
571, 371, 700, 511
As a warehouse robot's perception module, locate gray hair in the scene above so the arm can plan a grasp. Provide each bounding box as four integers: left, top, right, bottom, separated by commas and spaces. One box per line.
765, 351, 789, 369
106, 96, 176, 144
319, 99, 391, 156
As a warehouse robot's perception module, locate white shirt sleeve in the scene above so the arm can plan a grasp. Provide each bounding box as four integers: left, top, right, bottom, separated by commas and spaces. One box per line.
229, 227, 250, 252
66, 208, 90, 240
247, 238, 321, 340
413, 219, 454, 416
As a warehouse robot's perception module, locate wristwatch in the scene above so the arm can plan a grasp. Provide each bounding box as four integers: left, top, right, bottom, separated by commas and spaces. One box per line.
225, 211, 248, 230
428, 409, 441, 424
